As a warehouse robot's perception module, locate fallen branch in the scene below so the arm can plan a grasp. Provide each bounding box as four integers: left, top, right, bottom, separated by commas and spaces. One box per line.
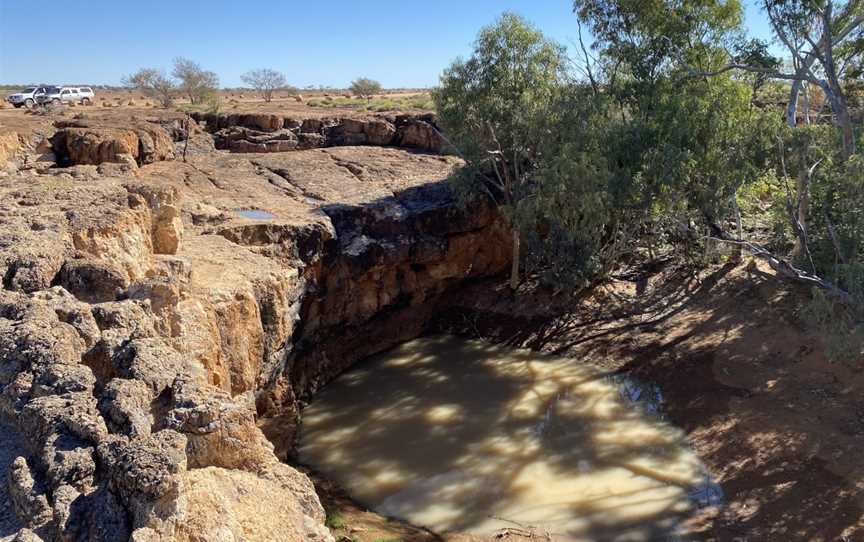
701, 220, 853, 306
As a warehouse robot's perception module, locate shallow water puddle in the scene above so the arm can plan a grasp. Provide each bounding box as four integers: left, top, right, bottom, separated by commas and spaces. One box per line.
237, 209, 276, 220
299, 336, 721, 540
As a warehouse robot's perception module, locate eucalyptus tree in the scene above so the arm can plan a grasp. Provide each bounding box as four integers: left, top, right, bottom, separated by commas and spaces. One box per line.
433, 13, 570, 289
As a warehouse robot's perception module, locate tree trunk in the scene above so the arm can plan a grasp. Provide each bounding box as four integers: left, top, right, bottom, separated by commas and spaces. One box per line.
823, 85, 856, 159
836, 98, 856, 159
734, 198, 744, 259
791, 165, 811, 258
787, 79, 803, 128
509, 229, 521, 291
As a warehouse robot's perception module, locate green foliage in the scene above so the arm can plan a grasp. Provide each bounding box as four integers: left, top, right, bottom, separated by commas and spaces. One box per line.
433, 12, 573, 286
515, 88, 638, 287
307, 93, 433, 112
434, 9, 786, 288
574, 0, 743, 94
122, 68, 176, 108
240, 68, 289, 102
172, 57, 219, 104
802, 286, 864, 363
434, 12, 567, 175
203, 90, 221, 114
324, 511, 344, 530
349, 77, 383, 99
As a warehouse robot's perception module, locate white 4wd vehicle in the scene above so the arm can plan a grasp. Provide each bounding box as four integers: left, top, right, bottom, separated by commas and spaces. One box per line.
36, 86, 95, 106
6, 86, 52, 108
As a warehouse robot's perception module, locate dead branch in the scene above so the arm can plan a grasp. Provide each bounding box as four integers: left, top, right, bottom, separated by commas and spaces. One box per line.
700, 220, 852, 306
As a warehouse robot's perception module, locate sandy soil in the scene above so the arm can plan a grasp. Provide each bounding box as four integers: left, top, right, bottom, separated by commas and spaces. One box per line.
0, 88, 432, 144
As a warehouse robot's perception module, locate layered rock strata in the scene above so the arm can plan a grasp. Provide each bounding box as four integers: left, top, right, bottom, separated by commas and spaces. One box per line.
190, 112, 445, 154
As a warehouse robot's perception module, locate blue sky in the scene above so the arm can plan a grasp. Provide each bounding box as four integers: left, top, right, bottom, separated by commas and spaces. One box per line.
0, 0, 776, 88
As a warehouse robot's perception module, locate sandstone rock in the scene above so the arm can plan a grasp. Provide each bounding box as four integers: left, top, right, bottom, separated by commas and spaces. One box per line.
0, 131, 23, 169
19, 392, 107, 487
0, 121, 507, 542
57, 257, 129, 303
51, 120, 174, 166
111, 338, 188, 395
395, 115, 443, 152
365, 118, 397, 146
33, 286, 101, 348
98, 430, 187, 538
131, 124, 175, 164
125, 183, 183, 255
11, 529, 44, 542
51, 126, 139, 166
7, 457, 52, 529
62, 484, 130, 542
192, 112, 444, 153
98, 430, 187, 506
166, 377, 274, 471
175, 467, 333, 542
99, 378, 155, 438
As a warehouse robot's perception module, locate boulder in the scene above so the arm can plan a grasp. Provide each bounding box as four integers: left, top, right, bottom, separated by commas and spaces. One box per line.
50, 120, 175, 166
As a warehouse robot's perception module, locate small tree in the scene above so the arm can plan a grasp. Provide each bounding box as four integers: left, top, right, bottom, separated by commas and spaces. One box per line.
122, 68, 176, 108
241, 68, 289, 102
349, 77, 382, 100
172, 57, 219, 104
433, 13, 568, 289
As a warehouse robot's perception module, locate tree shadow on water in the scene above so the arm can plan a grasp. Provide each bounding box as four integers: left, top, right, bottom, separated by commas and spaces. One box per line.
299, 336, 711, 540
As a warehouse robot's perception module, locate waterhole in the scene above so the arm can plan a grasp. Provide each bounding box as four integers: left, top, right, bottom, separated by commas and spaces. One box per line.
237, 209, 276, 220
299, 336, 722, 540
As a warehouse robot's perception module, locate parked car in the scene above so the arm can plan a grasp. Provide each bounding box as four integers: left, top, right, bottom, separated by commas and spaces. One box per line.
5, 86, 52, 108
35, 86, 95, 106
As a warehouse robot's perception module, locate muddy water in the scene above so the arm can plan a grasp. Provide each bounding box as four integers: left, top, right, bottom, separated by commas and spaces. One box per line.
299, 336, 720, 540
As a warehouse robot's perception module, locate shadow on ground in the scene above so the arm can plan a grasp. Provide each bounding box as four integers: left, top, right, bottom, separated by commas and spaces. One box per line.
431, 259, 864, 540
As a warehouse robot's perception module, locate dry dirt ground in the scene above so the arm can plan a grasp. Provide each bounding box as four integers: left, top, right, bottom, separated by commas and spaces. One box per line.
0, 88, 431, 129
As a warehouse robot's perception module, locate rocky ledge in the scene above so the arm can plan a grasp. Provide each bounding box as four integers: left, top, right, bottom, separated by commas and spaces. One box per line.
0, 122, 510, 541
190, 111, 445, 153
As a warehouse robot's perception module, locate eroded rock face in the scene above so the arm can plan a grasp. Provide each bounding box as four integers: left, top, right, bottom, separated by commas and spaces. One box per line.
0, 166, 333, 541
50, 120, 178, 167
0, 129, 509, 539
191, 112, 445, 153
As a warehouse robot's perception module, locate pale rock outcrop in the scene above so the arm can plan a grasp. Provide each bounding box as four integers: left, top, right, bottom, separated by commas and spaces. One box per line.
175, 467, 332, 542
0, 131, 23, 169
51, 120, 175, 167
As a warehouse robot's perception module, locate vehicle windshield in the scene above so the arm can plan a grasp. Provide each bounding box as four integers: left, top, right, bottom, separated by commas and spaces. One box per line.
20, 88, 35, 93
